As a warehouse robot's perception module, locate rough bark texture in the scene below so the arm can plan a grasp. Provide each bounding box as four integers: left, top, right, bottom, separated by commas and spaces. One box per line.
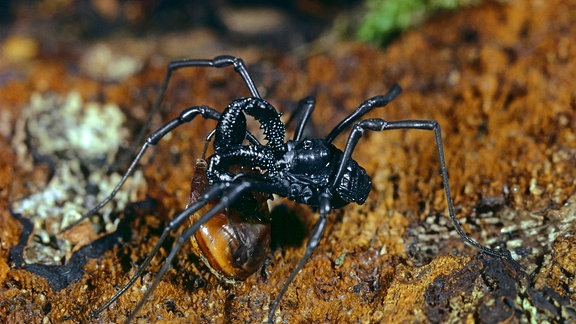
1, 0, 575, 322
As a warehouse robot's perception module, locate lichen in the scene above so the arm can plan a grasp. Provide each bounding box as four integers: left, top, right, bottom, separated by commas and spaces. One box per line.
11, 91, 146, 265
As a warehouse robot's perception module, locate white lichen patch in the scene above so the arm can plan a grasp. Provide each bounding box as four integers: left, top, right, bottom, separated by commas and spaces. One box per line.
11, 91, 147, 265
25, 91, 127, 160
79, 42, 144, 81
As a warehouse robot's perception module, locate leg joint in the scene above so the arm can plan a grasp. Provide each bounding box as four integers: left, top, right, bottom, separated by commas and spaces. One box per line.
213, 55, 237, 67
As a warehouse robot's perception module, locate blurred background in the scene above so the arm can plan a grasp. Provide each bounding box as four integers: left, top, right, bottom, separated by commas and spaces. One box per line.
0, 0, 483, 65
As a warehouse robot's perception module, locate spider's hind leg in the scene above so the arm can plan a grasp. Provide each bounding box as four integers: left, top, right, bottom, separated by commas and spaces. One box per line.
333, 117, 513, 261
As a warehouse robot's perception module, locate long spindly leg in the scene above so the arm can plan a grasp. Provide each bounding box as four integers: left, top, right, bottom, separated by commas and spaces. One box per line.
325, 84, 402, 143
148, 56, 261, 126
118, 179, 283, 323
90, 181, 230, 319
61, 105, 222, 232
332, 118, 514, 261
128, 55, 262, 166
286, 96, 316, 141
268, 192, 332, 322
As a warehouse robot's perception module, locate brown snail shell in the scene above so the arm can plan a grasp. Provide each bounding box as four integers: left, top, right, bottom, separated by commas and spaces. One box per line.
188, 159, 271, 283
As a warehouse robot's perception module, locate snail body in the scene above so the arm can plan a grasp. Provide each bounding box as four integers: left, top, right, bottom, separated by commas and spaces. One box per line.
188, 159, 271, 283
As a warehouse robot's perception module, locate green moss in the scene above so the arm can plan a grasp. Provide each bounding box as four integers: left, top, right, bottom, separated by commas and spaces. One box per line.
358, 0, 480, 45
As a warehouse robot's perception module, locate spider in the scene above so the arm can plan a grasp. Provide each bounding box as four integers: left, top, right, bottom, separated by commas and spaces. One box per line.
68, 55, 513, 322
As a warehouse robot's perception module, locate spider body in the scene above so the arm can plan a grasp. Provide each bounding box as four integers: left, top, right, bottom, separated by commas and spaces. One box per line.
206, 97, 371, 210
191, 96, 372, 283
72, 55, 512, 322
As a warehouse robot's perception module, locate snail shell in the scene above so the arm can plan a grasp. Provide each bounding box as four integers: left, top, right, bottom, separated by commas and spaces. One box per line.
188, 159, 271, 283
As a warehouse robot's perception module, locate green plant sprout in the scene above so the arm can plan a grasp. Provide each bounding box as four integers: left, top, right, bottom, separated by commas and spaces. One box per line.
358, 0, 480, 45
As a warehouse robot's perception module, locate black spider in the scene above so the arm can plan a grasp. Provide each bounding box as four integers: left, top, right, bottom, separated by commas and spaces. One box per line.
69, 55, 513, 322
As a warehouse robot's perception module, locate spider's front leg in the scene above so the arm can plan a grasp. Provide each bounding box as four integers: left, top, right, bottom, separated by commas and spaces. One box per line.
151, 56, 261, 117
61, 105, 221, 232
124, 55, 261, 168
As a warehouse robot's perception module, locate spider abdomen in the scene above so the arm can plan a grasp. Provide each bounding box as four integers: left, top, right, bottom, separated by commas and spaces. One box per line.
281, 139, 372, 208
332, 159, 371, 206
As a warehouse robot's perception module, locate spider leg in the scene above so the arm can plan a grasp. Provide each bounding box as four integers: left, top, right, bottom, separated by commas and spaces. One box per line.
61, 105, 222, 232
325, 84, 402, 143
119, 179, 284, 323
148, 56, 260, 130
268, 192, 331, 322
90, 181, 230, 319
146, 56, 260, 128
286, 96, 316, 141
128, 56, 261, 168
332, 118, 514, 261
